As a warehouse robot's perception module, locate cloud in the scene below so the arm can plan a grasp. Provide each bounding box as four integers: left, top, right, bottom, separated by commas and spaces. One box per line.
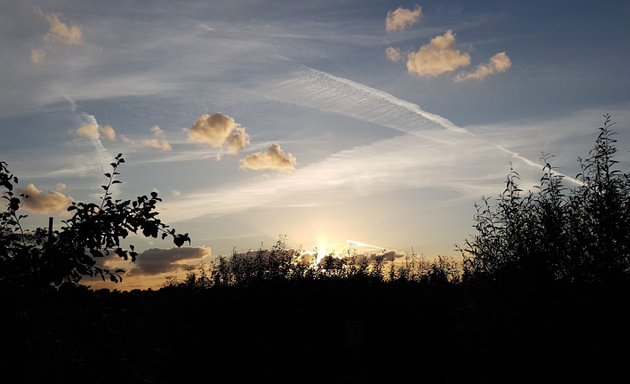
75, 123, 117, 141
42, 12, 82, 45
225, 127, 250, 155
385, 47, 403, 62
406, 30, 471, 77
186, 113, 250, 154
121, 126, 172, 151
31, 48, 46, 64
31, 10, 82, 64
150, 125, 165, 137
240, 143, 297, 172
55, 183, 67, 191
453, 51, 512, 82
144, 125, 171, 150
142, 138, 172, 151
132, 246, 211, 275
171, 189, 182, 197
386, 5, 422, 32
18, 183, 72, 214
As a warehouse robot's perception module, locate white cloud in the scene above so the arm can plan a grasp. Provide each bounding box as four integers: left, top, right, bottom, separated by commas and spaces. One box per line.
19, 183, 72, 214
171, 189, 182, 197
386, 6, 422, 32
225, 127, 250, 155
453, 51, 512, 82
240, 143, 297, 172
142, 138, 172, 151
151, 125, 165, 137
31, 9, 82, 64
186, 113, 250, 154
75, 123, 116, 141
406, 30, 471, 77
55, 183, 67, 191
385, 47, 403, 62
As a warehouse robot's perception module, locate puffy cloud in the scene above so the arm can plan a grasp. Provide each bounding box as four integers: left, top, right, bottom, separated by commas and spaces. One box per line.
42, 12, 82, 45
75, 123, 117, 141
406, 30, 471, 77
171, 189, 182, 197
133, 246, 211, 275
98, 125, 116, 141
225, 127, 250, 155
19, 183, 72, 214
122, 126, 172, 151
55, 183, 67, 191
385, 47, 403, 62
453, 51, 512, 82
186, 113, 250, 154
150, 125, 165, 137
31, 10, 82, 64
386, 5, 422, 32
240, 143, 296, 172
142, 138, 172, 151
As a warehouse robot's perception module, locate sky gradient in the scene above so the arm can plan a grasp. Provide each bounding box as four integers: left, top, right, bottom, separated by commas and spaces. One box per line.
2, 0, 630, 289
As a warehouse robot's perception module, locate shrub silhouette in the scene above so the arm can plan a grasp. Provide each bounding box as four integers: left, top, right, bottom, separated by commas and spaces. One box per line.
460, 114, 630, 284
0, 154, 190, 289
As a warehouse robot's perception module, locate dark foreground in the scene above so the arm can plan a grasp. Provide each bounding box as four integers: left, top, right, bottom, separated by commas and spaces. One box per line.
3, 279, 630, 384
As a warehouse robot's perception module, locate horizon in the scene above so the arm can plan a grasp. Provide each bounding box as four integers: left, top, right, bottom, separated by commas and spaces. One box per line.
2, 0, 630, 289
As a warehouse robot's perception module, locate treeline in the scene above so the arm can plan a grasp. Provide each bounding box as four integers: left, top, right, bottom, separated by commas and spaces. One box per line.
2, 115, 630, 383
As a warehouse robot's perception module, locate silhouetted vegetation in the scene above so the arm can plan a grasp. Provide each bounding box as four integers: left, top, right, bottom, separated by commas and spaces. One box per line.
0, 154, 190, 290
460, 114, 630, 285
2, 116, 630, 383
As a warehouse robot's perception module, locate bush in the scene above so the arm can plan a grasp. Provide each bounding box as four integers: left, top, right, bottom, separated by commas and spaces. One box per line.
460, 114, 630, 284
0, 154, 190, 289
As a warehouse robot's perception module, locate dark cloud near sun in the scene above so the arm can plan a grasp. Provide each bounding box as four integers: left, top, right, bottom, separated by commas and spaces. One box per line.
132, 246, 211, 275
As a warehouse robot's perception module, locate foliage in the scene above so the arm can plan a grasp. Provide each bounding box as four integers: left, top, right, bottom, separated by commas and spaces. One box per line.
0, 154, 190, 289
460, 114, 630, 284
169, 235, 460, 289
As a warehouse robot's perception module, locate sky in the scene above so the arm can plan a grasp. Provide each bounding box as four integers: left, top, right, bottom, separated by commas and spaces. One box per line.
2, 0, 630, 289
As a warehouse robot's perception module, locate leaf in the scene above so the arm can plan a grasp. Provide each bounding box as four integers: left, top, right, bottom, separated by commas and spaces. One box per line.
104, 173, 112, 178
112, 180, 122, 184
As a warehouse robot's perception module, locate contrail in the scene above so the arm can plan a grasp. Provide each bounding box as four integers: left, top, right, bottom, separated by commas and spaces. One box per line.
346, 239, 389, 251
266, 66, 581, 185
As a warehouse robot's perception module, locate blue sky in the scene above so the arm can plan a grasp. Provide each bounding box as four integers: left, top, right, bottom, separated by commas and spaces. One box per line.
2, 0, 630, 288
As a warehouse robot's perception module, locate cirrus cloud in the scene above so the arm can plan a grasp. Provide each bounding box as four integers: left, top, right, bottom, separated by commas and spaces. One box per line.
240, 143, 296, 172
18, 183, 72, 214
406, 29, 471, 77
453, 51, 512, 82
186, 113, 250, 154
386, 5, 422, 32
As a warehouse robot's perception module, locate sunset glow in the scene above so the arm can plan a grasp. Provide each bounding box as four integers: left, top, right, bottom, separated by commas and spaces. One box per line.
2, 0, 629, 289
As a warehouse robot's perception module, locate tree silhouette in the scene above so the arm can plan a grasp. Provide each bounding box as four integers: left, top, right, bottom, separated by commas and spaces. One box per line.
0, 154, 190, 289
460, 114, 630, 284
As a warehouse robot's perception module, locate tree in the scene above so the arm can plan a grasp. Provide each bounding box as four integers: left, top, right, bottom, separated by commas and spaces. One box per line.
0, 154, 190, 289
460, 114, 630, 284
